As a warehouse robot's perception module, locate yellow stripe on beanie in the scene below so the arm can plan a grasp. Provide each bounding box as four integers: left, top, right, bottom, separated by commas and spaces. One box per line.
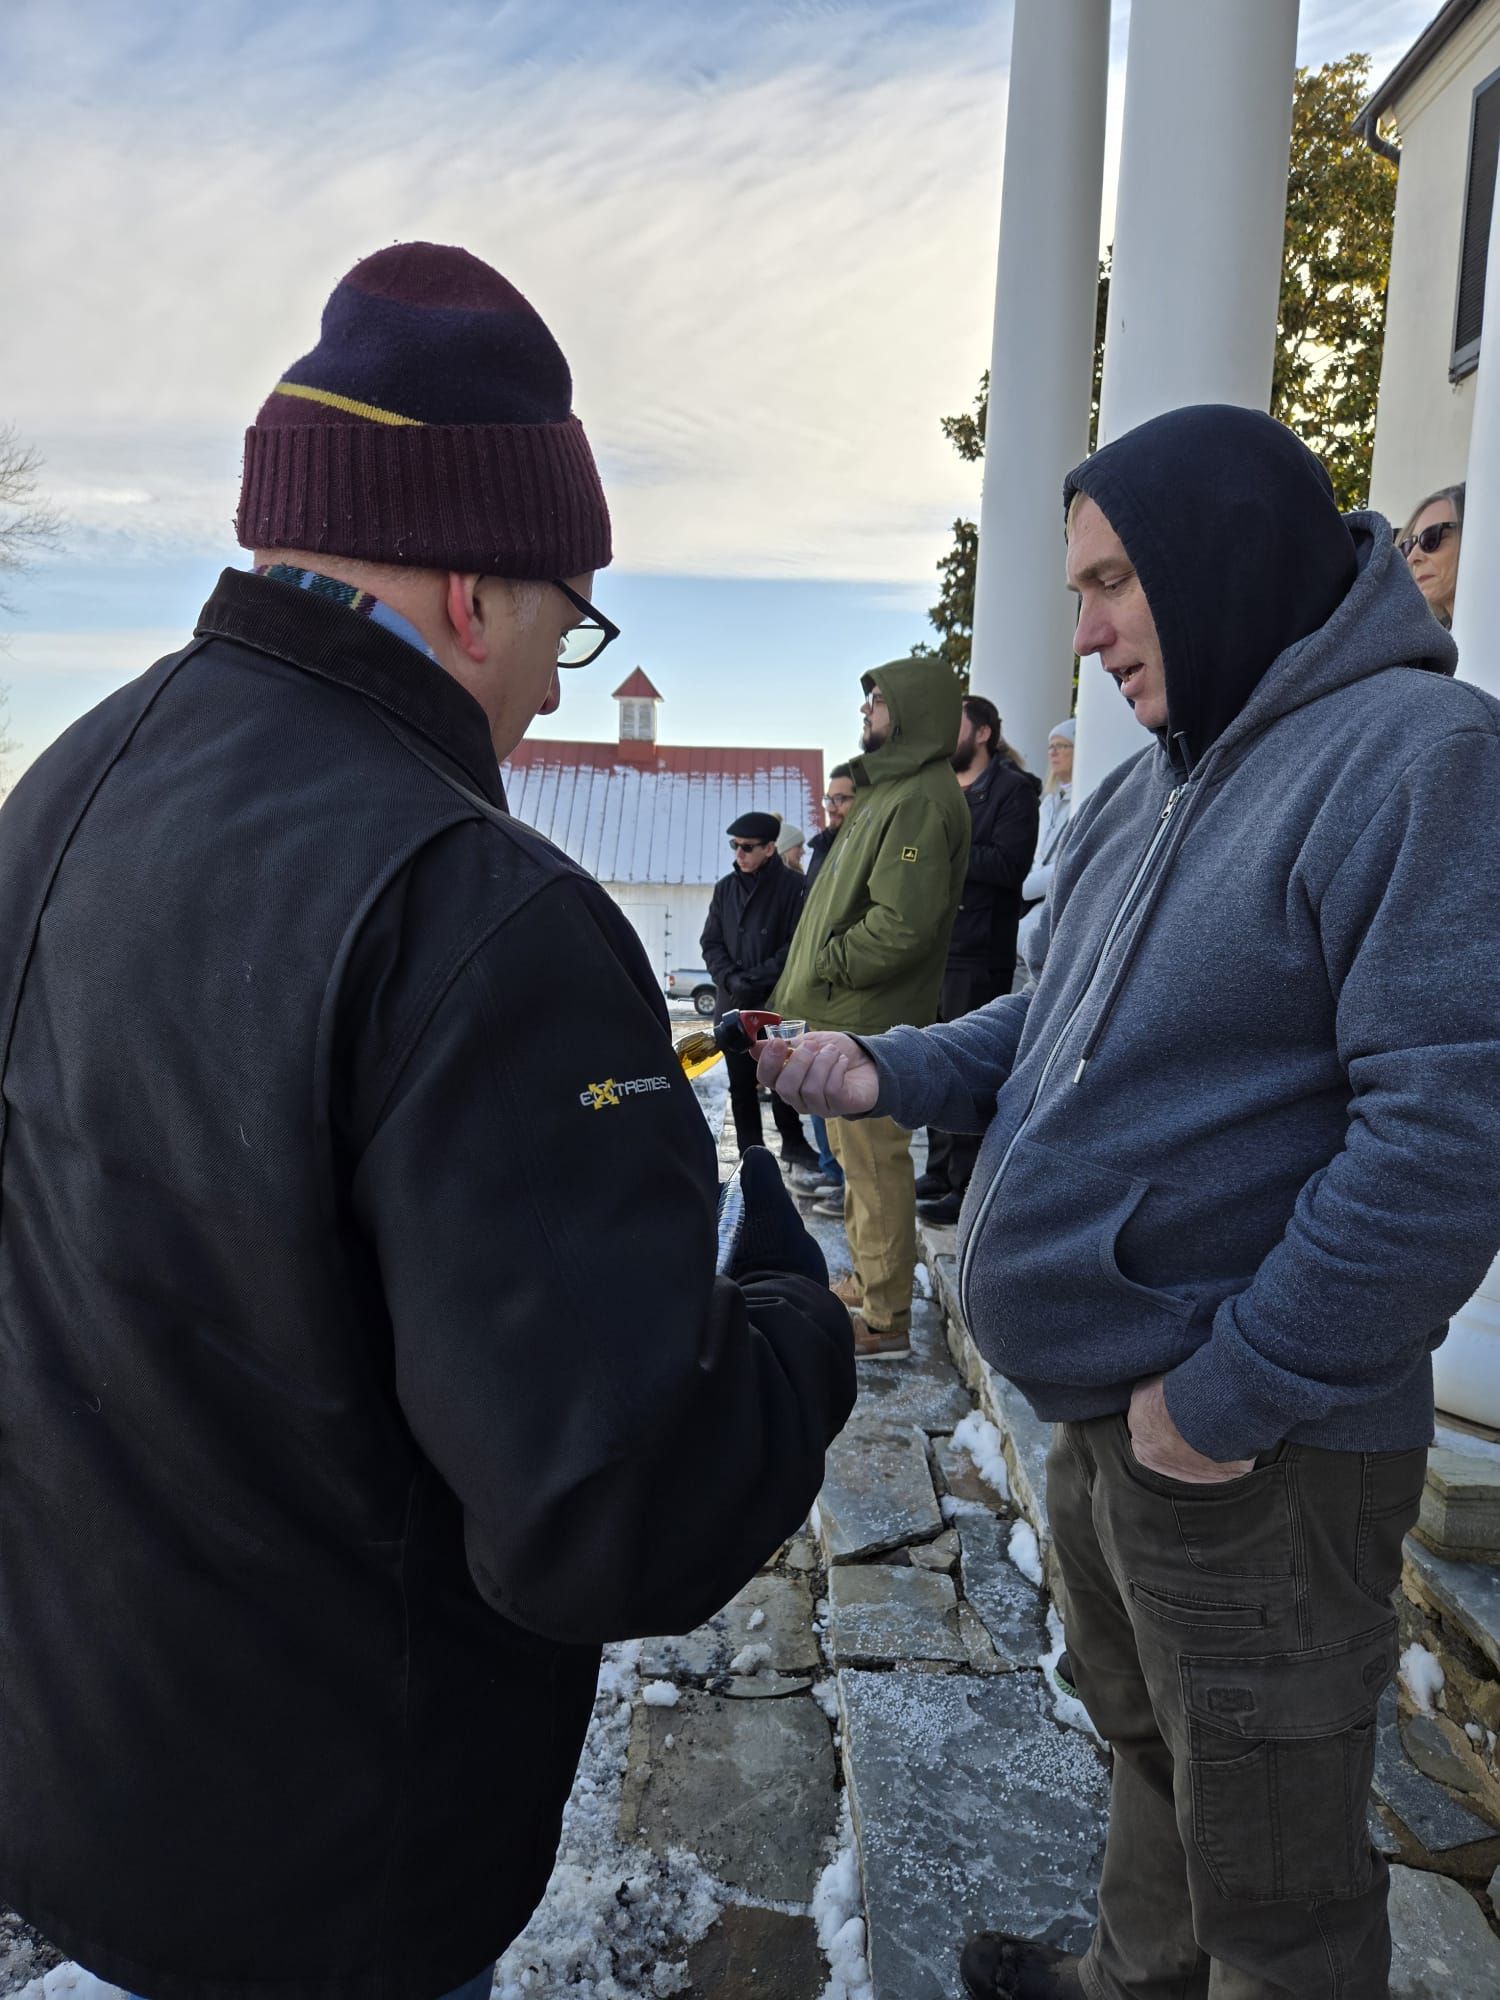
271, 380, 421, 427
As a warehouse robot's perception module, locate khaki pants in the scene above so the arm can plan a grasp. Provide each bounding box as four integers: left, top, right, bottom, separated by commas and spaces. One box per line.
1049, 1416, 1427, 2000
826, 1115, 915, 1332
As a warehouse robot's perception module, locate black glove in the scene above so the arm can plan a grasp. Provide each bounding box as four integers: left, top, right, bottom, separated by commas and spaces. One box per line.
716, 1146, 829, 1286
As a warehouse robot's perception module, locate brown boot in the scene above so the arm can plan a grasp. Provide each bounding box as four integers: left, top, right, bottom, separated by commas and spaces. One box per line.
830, 1273, 863, 1312
851, 1311, 910, 1359
958, 1934, 1084, 1999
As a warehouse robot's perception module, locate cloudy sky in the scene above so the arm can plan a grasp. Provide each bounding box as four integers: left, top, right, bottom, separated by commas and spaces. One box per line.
1, 0, 1435, 782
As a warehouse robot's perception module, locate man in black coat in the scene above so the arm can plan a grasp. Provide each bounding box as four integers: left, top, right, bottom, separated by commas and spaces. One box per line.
0, 243, 855, 2000
701, 811, 820, 1169
918, 693, 1040, 1223
805, 763, 854, 888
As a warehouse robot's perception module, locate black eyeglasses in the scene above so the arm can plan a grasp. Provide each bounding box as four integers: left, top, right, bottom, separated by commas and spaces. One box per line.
728, 838, 770, 852
552, 580, 620, 667
1398, 521, 1459, 560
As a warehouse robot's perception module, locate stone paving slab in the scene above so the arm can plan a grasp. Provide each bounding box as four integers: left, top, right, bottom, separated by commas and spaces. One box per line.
1404, 1535, 1500, 1676
828, 1564, 968, 1666
839, 1669, 1109, 2000
1373, 1686, 1498, 1855
957, 1517, 1050, 1670
621, 1690, 836, 1903
852, 1323, 972, 1435
1387, 1863, 1500, 1998
0, 1913, 60, 1993
684, 1902, 827, 2000
640, 1574, 820, 1679
819, 1422, 943, 1563
934, 1435, 1008, 1515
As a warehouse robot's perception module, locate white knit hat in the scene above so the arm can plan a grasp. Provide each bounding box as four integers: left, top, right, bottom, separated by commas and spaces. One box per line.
776, 823, 806, 854
1049, 718, 1076, 743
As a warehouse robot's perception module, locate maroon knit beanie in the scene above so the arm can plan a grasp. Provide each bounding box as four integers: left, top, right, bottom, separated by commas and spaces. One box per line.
236, 242, 611, 578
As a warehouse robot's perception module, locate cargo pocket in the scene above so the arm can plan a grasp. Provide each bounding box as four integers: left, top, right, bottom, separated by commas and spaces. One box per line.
1356, 1449, 1427, 1603
1183, 1623, 1395, 1903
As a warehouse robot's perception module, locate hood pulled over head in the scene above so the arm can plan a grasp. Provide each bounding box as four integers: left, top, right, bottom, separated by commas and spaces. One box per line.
853, 656, 963, 784
1064, 405, 1358, 768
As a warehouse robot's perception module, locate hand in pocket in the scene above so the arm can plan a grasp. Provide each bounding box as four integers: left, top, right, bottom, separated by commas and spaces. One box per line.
1128, 1376, 1256, 1484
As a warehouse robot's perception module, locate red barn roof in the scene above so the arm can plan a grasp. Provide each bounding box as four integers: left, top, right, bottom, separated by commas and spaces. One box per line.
611, 668, 663, 701
502, 737, 826, 886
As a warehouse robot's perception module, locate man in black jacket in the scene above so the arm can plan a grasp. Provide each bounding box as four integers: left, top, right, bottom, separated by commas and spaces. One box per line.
701, 811, 820, 1169
917, 693, 1040, 1223
805, 763, 854, 888
0, 243, 854, 2000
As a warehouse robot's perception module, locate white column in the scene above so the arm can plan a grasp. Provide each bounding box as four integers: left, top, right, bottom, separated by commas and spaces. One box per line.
1434, 190, 1500, 1428
1072, 0, 1301, 801
966, 0, 1110, 777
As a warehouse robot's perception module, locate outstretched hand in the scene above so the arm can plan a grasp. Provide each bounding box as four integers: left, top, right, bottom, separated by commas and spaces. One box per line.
752, 1032, 880, 1119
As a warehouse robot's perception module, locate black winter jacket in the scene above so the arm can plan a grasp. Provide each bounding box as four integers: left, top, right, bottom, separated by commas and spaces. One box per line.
804, 824, 838, 888
700, 853, 806, 1017
0, 571, 854, 2000
945, 756, 1041, 973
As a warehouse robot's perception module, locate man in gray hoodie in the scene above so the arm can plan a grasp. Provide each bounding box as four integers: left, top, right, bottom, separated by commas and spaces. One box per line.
754, 406, 1500, 2000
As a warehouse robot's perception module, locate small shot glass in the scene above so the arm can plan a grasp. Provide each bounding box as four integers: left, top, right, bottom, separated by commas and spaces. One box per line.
765, 1019, 807, 1042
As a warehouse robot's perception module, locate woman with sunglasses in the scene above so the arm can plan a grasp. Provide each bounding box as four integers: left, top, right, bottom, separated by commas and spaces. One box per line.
1398, 482, 1464, 629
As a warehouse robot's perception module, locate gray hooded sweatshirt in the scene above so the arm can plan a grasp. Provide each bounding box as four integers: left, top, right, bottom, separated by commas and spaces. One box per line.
867, 498, 1500, 1462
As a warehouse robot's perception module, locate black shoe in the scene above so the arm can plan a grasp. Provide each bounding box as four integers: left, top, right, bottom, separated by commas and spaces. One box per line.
780, 1144, 821, 1174
1052, 1650, 1077, 1699
917, 1190, 964, 1224
959, 1934, 1084, 1999
914, 1172, 946, 1200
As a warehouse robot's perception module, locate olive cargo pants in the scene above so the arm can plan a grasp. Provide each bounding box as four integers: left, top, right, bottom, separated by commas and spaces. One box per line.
826, 1114, 916, 1333
1049, 1417, 1426, 2000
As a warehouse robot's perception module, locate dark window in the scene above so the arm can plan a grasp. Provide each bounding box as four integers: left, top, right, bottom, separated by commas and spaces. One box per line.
1453, 64, 1500, 380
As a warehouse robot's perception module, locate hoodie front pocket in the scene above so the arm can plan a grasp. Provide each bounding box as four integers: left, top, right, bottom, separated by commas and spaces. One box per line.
982, 1138, 1197, 1380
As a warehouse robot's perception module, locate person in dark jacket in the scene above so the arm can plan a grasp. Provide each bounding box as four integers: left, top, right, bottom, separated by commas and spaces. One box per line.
805, 763, 854, 888
756, 405, 1500, 2000
701, 811, 819, 1169
0, 242, 855, 2000
917, 693, 1039, 1223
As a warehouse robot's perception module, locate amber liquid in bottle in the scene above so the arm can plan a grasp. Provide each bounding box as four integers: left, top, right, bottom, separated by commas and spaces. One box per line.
674, 1008, 780, 1080
675, 1030, 723, 1079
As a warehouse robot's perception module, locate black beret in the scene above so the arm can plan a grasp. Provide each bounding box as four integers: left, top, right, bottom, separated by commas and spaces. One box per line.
727, 812, 780, 842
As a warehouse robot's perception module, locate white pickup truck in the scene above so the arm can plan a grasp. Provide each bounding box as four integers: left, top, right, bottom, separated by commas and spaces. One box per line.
662, 966, 716, 1017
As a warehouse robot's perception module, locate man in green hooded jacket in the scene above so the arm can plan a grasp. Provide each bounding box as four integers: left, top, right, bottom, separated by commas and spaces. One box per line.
773, 659, 969, 1353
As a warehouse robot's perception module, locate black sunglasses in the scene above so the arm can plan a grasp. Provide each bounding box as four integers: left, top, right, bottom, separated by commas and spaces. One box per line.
552, 580, 620, 667
1398, 521, 1459, 560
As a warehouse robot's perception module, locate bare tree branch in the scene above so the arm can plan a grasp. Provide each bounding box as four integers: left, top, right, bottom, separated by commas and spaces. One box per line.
0, 424, 61, 615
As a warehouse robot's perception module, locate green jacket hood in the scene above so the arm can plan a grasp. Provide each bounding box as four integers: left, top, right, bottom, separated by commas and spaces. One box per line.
853, 657, 963, 786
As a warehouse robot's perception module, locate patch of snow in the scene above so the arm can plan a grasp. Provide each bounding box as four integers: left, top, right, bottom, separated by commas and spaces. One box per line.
663, 1733, 675, 1750
808, 1501, 822, 1539
495, 1638, 722, 1997
641, 1680, 680, 1708
747, 1608, 766, 1631
1040, 1606, 1103, 1744
812, 1800, 873, 2000
12, 1973, 123, 1999
727, 1642, 772, 1676
950, 1411, 1010, 1503
1007, 1519, 1043, 1587
913, 1261, 932, 1298
1467, 1721, 1484, 1744
1399, 1641, 1446, 1715
811, 1678, 841, 1722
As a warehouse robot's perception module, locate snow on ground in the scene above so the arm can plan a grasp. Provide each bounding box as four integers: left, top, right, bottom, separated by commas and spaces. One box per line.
11, 1970, 120, 2000
1040, 1607, 1103, 1745
495, 1642, 722, 1999
1399, 1640, 1446, 1716
950, 1412, 1010, 1504
686, 1054, 728, 1141
1007, 1520, 1043, 1588
811, 1802, 873, 2000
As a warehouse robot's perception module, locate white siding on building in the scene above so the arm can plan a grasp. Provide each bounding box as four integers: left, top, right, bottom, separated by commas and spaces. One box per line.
1370, 2, 1500, 520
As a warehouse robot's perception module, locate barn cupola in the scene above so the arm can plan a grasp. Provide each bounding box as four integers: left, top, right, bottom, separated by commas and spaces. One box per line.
612, 669, 663, 744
